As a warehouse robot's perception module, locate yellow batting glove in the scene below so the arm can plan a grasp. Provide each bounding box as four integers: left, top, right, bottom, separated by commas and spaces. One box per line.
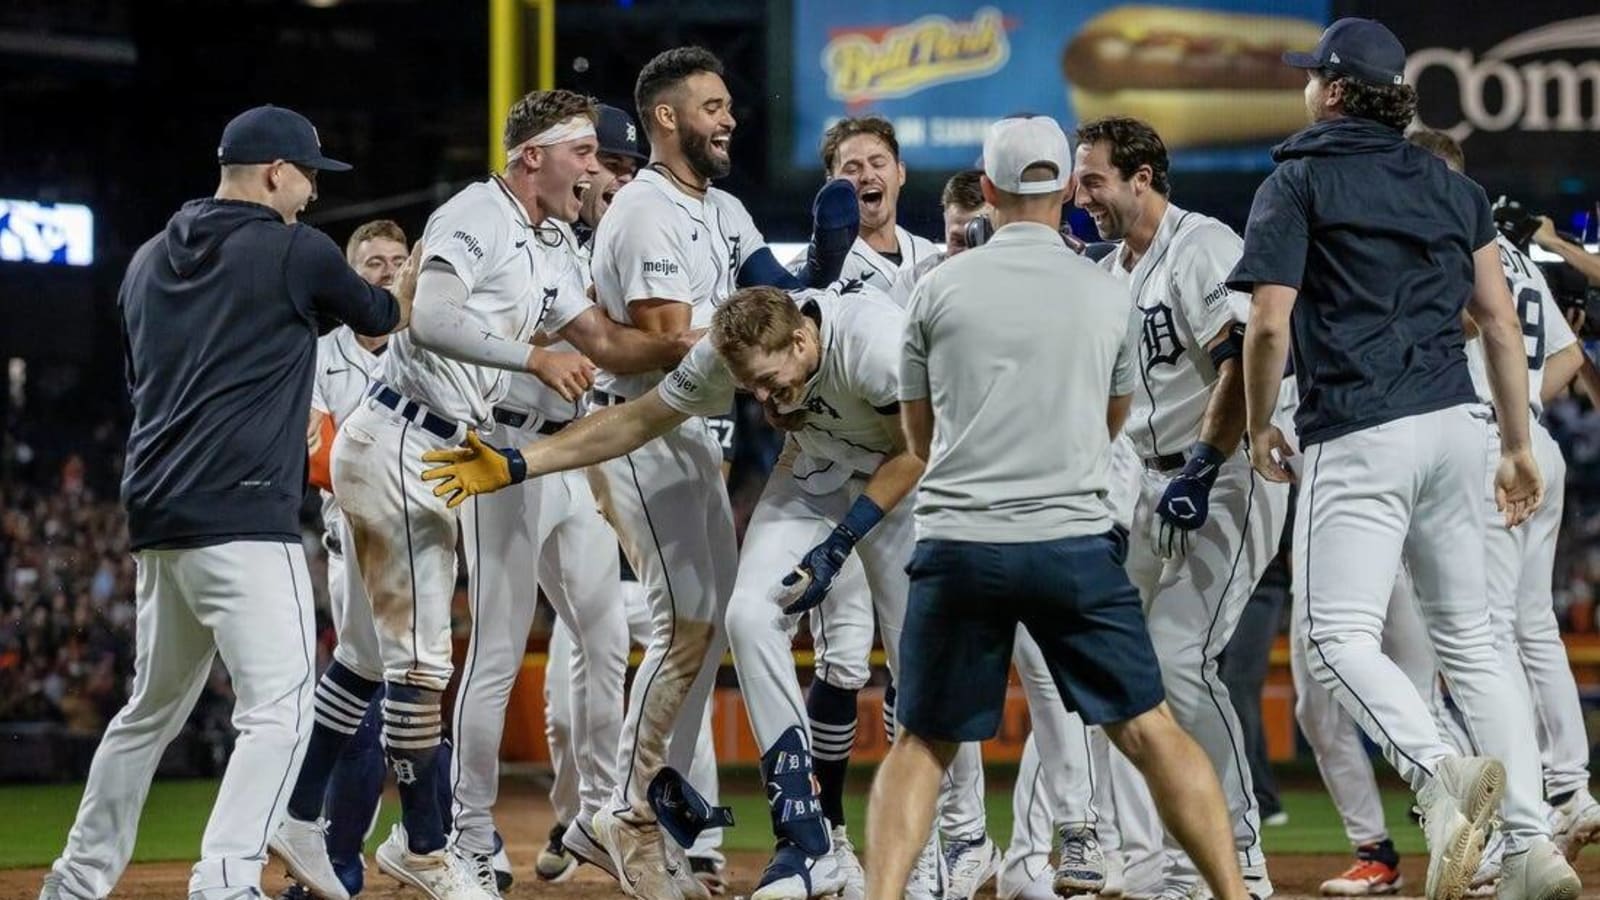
420, 431, 527, 508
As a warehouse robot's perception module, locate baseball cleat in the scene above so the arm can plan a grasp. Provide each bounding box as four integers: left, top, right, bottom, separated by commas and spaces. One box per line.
489, 831, 512, 892
561, 816, 619, 881
944, 833, 1002, 899
751, 842, 847, 900
996, 861, 1057, 900
268, 816, 350, 900
450, 844, 502, 898
831, 826, 866, 900
1101, 848, 1127, 898
689, 854, 729, 896
1418, 756, 1505, 900
665, 839, 712, 900
535, 822, 576, 882
1551, 791, 1600, 861
1054, 826, 1107, 897
1242, 860, 1274, 900
375, 824, 496, 900
1320, 855, 1402, 895
907, 833, 947, 900
590, 806, 685, 900
1495, 837, 1580, 900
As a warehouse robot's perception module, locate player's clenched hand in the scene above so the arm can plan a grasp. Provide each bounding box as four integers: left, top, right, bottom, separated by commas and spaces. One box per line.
529, 349, 596, 402
774, 536, 851, 615
1249, 426, 1296, 484
1495, 447, 1543, 528
1154, 442, 1224, 558
420, 431, 527, 508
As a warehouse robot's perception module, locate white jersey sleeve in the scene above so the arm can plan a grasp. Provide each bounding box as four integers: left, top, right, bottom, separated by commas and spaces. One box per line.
604, 197, 697, 305
1539, 268, 1578, 360
1174, 221, 1249, 348
658, 337, 737, 417
899, 273, 935, 402
721, 197, 767, 272
423, 191, 510, 294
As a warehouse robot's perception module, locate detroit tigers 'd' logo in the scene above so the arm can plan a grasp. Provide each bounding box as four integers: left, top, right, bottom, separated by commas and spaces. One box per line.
1141, 303, 1183, 370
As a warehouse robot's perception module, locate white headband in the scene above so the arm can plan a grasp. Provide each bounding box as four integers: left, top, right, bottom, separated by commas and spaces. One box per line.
505, 115, 597, 161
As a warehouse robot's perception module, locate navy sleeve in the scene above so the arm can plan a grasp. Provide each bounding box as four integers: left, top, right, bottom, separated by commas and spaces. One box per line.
1226, 164, 1309, 293
1466, 181, 1496, 250
287, 226, 400, 337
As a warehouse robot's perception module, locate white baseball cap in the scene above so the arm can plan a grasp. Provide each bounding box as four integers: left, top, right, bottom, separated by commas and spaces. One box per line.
982, 115, 1071, 195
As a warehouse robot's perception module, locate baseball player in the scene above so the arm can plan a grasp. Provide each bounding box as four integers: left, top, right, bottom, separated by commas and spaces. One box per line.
42, 106, 407, 900
508, 47, 851, 900
887, 169, 988, 307
275, 219, 428, 900
284, 89, 701, 900
1233, 18, 1579, 900
420, 280, 912, 900
527, 104, 731, 895
1073, 115, 1290, 898
784, 118, 989, 899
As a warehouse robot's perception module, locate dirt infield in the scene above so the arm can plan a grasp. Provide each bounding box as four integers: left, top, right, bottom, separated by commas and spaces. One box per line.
7, 781, 1600, 899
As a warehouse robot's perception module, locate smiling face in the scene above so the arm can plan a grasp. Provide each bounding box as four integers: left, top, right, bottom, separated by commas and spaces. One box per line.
528, 135, 601, 224
581, 151, 639, 228
267, 161, 317, 222
726, 336, 816, 409
830, 132, 906, 234
673, 71, 735, 180
1071, 140, 1144, 241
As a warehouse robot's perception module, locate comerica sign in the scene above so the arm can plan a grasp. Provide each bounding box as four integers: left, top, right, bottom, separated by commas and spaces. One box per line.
1406, 15, 1600, 140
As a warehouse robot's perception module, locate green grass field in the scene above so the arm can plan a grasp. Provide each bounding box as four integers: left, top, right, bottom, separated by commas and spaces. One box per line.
0, 779, 1428, 870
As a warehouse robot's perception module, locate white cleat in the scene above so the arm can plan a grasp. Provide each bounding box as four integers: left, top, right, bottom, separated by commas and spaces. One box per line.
996, 860, 1058, 900
1551, 791, 1600, 861
1496, 837, 1580, 900
908, 833, 948, 900
562, 816, 619, 880
750, 842, 847, 900
268, 817, 351, 900
591, 807, 685, 900
833, 826, 866, 900
1242, 860, 1274, 900
1418, 756, 1505, 900
375, 825, 496, 900
1053, 826, 1106, 897
944, 834, 1002, 899
665, 838, 712, 900
449, 845, 502, 898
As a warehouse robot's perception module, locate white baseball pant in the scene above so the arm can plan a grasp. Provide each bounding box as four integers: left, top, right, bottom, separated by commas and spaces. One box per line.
1485, 423, 1589, 797
998, 629, 1098, 885
587, 418, 736, 823
49, 542, 315, 899
324, 516, 383, 683
1096, 725, 1167, 898
1296, 404, 1547, 849
1127, 450, 1289, 873
331, 399, 463, 691
1291, 568, 1444, 847
546, 577, 724, 853
451, 418, 631, 856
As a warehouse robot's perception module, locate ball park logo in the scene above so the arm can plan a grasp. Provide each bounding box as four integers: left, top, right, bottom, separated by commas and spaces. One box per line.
822, 7, 1012, 104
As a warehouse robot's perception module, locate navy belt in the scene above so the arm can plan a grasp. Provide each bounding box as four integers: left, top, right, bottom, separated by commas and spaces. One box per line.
1143, 452, 1186, 473
493, 406, 570, 436
368, 383, 459, 441
593, 390, 628, 407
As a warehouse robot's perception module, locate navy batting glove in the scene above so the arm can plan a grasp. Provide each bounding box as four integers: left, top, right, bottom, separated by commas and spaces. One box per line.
1155, 442, 1225, 558
779, 495, 883, 615
799, 179, 859, 288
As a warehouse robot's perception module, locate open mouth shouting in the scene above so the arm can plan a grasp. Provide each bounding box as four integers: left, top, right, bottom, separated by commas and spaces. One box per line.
710, 132, 731, 155
572, 179, 592, 203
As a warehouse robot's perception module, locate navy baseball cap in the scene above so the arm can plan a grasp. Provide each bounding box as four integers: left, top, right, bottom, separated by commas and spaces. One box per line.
1284, 18, 1407, 86
217, 105, 352, 171
595, 104, 646, 162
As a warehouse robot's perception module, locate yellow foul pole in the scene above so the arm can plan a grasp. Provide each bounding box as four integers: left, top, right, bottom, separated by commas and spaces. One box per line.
488, 0, 556, 172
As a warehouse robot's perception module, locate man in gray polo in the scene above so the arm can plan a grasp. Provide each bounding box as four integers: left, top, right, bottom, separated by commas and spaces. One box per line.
860, 114, 1248, 900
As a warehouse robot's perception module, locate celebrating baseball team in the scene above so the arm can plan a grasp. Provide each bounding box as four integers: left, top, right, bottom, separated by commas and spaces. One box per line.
35, 11, 1600, 900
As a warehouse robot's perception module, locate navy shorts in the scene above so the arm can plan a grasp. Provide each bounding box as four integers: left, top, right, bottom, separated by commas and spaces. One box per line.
895, 532, 1165, 742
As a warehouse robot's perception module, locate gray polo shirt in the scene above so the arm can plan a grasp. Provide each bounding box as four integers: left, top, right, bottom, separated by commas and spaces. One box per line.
900, 221, 1137, 543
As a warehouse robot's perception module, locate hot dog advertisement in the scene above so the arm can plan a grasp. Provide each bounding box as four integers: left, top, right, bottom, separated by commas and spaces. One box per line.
789, 0, 1327, 171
